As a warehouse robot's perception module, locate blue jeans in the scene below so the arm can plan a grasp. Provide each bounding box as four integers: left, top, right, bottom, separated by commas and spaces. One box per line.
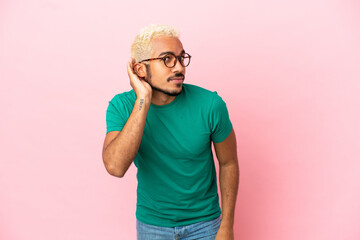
136, 217, 221, 240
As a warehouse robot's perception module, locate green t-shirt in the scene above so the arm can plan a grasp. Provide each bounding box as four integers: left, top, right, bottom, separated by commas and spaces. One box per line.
106, 84, 233, 227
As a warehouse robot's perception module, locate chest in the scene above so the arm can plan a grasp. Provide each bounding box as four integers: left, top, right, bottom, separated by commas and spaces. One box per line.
141, 107, 212, 158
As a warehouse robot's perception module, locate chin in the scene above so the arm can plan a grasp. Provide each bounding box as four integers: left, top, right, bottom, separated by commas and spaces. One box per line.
151, 84, 183, 96
167, 89, 182, 96
166, 85, 183, 96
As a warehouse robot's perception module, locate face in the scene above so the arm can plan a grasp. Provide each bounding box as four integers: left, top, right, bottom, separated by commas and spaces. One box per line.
143, 36, 186, 96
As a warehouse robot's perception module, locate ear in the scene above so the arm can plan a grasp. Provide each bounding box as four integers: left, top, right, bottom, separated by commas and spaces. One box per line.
134, 63, 147, 78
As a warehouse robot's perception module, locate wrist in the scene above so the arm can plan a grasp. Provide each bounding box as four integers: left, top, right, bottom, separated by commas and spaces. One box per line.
136, 97, 151, 109
219, 216, 234, 228
136, 93, 151, 101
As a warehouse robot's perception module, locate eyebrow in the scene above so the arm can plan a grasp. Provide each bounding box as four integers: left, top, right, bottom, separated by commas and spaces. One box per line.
158, 50, 185, 57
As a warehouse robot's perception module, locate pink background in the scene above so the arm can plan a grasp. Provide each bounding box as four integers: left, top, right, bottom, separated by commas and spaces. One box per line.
1, 0, 360, 239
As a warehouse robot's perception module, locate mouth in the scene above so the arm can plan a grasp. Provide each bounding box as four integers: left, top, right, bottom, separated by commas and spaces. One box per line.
169, 77, 185, 84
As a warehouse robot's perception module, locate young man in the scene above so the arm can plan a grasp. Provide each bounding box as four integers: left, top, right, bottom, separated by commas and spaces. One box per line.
102, 24, 239, 240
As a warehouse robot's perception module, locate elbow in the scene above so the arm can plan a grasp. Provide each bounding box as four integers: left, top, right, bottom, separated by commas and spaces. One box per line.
102, 149, 134, 178
104, 164, 126, 178
102, 157, 127, 178
109, 170, 125, 178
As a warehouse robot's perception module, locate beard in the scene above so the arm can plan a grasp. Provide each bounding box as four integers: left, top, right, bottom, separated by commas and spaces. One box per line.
149, 84, 182, 96
145, 64, 183, 96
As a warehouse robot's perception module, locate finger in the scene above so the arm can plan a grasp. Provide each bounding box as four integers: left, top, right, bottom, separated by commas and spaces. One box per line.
127, 60, 135, 76
128, 58, 139, 75
128, 58, 135, 70
127, 61, 142, 87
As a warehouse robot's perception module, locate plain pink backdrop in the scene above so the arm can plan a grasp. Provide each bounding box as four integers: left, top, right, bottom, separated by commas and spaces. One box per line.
1, 0, 360, 239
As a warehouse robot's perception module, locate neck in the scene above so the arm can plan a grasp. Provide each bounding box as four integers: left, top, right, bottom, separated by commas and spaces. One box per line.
151, 91, 177, 106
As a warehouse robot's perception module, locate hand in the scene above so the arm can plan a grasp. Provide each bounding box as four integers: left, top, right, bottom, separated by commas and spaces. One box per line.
215, 225, 234, 240
127, 58, 152, 100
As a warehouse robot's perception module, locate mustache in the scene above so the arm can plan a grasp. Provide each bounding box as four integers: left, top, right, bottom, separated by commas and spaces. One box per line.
168, 73, 185, 81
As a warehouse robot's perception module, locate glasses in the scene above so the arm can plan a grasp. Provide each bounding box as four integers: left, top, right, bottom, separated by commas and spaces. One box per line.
139, 52, 191, 68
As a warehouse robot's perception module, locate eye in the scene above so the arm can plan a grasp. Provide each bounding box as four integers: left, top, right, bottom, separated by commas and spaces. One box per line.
163, 55, 173, 64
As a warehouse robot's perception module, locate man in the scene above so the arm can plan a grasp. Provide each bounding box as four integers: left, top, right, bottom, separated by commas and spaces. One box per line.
102, 24, 239, 240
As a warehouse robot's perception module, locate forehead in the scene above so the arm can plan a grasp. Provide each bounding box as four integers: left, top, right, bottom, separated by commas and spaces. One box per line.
150, 36, 184, 57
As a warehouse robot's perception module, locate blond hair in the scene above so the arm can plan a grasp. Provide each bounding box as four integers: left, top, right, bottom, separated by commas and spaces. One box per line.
131, 24, 180, 62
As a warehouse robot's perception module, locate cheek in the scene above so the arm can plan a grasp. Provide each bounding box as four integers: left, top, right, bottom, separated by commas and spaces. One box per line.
153, 67, 171, 80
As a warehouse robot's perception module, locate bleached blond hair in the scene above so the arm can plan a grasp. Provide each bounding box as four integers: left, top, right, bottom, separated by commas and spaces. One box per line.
131, 24, 180, 62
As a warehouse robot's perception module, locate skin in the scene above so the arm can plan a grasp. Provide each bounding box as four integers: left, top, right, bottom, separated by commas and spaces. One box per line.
214, 129, 239, 240
135, 36, 187, 105
102, 36, 239, 240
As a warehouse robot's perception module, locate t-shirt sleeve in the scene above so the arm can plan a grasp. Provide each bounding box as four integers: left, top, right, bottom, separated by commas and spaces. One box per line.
210, 92, 233, 143
105, 97, 128, 134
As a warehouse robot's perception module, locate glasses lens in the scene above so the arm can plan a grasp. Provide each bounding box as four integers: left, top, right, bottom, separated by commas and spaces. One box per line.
164, 55, 176, 68
181, 54, 191, 67
163, 53, 191, 68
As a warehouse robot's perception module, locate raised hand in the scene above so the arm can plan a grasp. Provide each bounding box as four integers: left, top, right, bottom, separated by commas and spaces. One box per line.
127, 58, 152, 100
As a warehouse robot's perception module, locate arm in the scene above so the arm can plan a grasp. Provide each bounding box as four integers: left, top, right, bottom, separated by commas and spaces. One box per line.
102, 58, 152, 178
214, 129, 239, 240
102, 98, 150, 177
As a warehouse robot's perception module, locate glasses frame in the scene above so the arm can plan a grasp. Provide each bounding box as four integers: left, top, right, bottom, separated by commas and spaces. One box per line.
139, 53, 192, 68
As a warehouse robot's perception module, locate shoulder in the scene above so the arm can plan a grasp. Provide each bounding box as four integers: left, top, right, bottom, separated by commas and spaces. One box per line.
183, 83, 213, 94
106, 90, 136, 116
183, 83, 218, 99
109, 89, 136, 107
183, 84, 226, 106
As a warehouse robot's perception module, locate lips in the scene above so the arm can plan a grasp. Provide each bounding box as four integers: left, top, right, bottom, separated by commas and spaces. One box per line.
169, 77, 184, 82
170, 78, 184, 84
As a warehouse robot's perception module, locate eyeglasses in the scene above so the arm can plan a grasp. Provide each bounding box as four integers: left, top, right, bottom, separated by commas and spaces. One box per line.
139, 52, 191, 68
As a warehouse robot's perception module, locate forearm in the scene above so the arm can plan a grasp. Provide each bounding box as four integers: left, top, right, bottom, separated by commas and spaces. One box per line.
103, 97, 150, 177
219, 160, 239, 227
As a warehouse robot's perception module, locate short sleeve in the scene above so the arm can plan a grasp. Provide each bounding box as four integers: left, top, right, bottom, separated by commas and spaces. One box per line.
209, 93, 233, 143
106, 99, 127, 134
